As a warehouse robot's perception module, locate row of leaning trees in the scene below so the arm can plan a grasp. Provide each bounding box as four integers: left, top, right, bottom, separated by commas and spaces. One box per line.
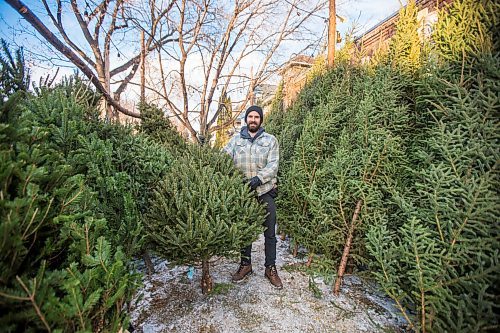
0, 0, 498, 331
265, 0, 499, 331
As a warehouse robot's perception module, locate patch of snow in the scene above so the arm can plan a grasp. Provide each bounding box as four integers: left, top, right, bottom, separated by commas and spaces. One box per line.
129, 235, 410, 332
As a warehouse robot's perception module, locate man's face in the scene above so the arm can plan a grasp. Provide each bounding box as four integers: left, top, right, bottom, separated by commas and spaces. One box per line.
247, 111, 261, 133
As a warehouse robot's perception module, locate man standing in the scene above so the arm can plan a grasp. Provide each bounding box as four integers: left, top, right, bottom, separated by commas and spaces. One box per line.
223, 105, 283, 289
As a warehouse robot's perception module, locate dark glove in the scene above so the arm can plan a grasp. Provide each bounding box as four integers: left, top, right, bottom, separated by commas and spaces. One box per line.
249, 176, 262, 190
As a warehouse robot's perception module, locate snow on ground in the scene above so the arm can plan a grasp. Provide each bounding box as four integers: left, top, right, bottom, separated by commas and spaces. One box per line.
129, 235, 409, 333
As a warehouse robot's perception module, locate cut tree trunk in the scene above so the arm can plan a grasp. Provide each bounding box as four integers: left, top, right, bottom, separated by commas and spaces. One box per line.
306, 253, 314, 267
142, 251, 155, 275
201, 259, 213, 294
333, 199, 363, 295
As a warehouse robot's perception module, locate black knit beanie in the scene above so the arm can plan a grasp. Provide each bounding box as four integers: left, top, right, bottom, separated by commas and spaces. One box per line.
245, 105, 263, 124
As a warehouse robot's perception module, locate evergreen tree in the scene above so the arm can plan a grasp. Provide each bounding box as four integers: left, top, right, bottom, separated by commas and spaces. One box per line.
264, 1, 498, 330
22, 87, 173, 259
305, 55, 327, 82
0, 81, 139, 332
0, 45, 175, 331
367, 1, 499, 330
432, 0, 498, 63
214, 92, 233, 149
291, 65, 410, 288
0, 39, 30, 102
145, 144, 265, 293
388, 0, 426, 75
264, 82, 285, 142
368, 53, 499, 331
137, 102, 187, 154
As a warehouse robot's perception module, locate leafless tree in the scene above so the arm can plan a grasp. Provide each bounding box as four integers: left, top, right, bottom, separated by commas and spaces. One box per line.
5, 0, 178, 120
146, 0, 328, 143
6, 0, 329, 134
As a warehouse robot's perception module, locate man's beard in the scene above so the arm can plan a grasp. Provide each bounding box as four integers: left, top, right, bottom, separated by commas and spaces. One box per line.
248, 122, 260, 133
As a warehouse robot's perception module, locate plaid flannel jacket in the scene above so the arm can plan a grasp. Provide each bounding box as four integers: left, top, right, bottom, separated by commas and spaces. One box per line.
223, 128, 279, 196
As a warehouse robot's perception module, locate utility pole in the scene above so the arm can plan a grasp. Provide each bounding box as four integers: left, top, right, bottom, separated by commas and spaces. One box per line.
327, 0, 336, 67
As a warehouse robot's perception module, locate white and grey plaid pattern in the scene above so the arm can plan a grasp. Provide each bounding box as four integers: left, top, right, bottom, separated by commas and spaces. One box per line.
224, 132, 279, 196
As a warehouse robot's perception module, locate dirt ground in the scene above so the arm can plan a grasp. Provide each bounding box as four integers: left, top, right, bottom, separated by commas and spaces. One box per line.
129, 235, 409, 333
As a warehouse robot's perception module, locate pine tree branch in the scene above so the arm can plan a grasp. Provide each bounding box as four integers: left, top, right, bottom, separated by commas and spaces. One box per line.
16, 276, 52, 332
411, 228, 427, 333
0, 291, 29, 301
377, 260, 415, 330
449, 179, 481, 250
61, 187, 84, 212
70, 286, 85, 330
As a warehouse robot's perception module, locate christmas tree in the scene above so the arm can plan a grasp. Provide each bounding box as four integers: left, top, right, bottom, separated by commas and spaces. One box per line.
214, 92, 233, 149
0, 74, 139, 332
366, 0, 499, 330
0, 43, 181, 331
145, 144, 265, 293
138, 102, 187, 154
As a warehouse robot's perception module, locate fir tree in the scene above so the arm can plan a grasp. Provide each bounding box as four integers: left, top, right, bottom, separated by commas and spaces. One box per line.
1, 46, 158, 330
137, 102, 187, 154
0, 81, 140, 332
214, 92, 233, 149
305, 54, 327, 82
145, 144, 265, 293
432, 0, 498, 63
367, 1, 499, 330
0, 39, 30, 102
368, 53, 499, 330
388, 0, 426, 75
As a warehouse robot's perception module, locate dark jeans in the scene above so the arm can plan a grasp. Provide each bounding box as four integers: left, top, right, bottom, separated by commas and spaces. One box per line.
241, 191, 277, 267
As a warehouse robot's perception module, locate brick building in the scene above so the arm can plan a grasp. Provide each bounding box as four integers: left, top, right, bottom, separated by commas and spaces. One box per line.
280, 55, 314, 109
354, 0, 454, 63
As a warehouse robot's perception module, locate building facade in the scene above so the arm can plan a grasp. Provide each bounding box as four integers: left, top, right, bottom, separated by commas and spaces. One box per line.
354, 0, 454, 63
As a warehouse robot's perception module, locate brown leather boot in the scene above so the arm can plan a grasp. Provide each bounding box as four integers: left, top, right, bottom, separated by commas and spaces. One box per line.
231, 263, 253, 283
265, 265, 283, 289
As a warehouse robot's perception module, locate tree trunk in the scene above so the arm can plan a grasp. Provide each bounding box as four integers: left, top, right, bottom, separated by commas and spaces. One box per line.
97, 68, 113, 121
333, 199, 362, 295
142, 251, 155, 275
293, 242, 298, 257
306, 253, 314, 267
201, 259, 213, 294
140, 30, 146, 103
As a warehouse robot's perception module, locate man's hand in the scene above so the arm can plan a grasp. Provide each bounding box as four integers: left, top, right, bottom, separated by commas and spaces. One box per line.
249, 176, 262, 190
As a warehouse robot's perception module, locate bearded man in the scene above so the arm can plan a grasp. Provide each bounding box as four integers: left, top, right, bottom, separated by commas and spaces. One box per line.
223, 105, 282, 289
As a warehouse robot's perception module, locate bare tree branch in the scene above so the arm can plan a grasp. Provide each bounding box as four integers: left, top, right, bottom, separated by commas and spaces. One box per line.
146, 0, 326, 143
5, 0, 141, 118
41, 0, 96, 68
6, 0, 181, 120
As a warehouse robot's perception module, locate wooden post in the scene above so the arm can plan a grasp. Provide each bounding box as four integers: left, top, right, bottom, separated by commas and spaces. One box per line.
327, 0, 336, 67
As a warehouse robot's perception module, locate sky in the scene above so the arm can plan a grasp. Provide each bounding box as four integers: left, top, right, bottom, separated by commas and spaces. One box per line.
0, 0, 405, 109
0, 0, 405, 62
0, 1, 405, 34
